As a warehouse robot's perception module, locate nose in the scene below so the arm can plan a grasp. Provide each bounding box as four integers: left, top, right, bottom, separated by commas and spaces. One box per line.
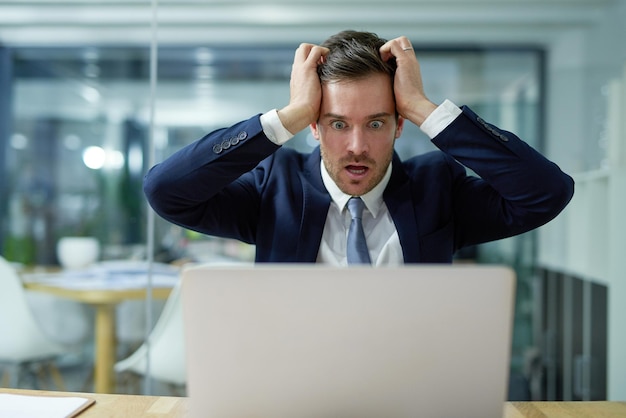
346, 128, 368, 155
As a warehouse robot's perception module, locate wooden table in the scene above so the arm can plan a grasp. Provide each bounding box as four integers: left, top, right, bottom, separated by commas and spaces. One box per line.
506, 401, 626, 417
2, 389, 626, 417
0, 388, 187, 417
22, 270, 176, 394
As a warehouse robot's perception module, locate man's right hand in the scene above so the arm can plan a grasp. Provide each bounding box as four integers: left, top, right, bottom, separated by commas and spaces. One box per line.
277, 43, 329, 135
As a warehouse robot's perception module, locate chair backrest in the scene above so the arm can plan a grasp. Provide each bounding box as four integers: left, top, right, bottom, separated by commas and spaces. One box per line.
143, 277, 186, 384
0, 256, 64, 361
115, 261, 252, 386
115, 277, 186, 385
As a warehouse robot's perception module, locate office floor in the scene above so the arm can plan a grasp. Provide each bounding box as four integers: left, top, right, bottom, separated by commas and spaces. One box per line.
0, 356, 91, 393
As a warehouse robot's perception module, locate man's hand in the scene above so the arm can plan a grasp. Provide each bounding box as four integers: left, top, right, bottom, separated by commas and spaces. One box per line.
379, 36, 437, 127
277, 43, 329, 135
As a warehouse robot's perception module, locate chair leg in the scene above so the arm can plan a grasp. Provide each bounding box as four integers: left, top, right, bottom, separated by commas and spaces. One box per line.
6, 364, 21, 388
48, 363, 66, 391
1, 361, 66, 390
116, 371, 142, 394
1, 369, 10, 387
34, 363, 49, 390
33, 361, 67, 391
81, 367, 94, 393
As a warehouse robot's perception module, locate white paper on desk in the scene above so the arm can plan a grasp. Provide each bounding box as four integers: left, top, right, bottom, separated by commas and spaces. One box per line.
0, 393, 94, 418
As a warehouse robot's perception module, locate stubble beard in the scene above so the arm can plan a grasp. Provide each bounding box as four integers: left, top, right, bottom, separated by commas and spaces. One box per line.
320, 147, 393, 196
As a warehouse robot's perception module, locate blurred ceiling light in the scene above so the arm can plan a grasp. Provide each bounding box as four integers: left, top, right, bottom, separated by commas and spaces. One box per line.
106, 150, 125, 170
83, 146, 106, 169
10, 133, 28, 150
63, 134, 81, 150
128, 144, 143, 174
195, 47, 214, 65
83, 146, 125, 170
80, 85, 101, 103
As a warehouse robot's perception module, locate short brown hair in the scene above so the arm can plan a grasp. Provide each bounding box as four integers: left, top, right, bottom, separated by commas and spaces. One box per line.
318, 30, 397, 83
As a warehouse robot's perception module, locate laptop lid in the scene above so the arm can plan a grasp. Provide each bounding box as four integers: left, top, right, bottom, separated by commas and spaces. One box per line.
181, 264, 516, 418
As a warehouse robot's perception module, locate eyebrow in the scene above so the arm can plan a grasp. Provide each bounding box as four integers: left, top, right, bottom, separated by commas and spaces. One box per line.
321, 112, 393, 120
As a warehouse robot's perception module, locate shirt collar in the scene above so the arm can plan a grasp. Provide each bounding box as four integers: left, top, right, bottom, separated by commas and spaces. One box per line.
320, 159, 392, 217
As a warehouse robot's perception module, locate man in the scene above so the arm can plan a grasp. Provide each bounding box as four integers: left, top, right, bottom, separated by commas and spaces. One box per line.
144, 30, 574, 265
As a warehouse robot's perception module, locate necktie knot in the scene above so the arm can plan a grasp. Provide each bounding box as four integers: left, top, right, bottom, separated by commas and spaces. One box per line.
347, 197, 365, 220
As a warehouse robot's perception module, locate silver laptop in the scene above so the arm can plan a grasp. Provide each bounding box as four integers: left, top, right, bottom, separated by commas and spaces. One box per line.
181, 264, 516, 418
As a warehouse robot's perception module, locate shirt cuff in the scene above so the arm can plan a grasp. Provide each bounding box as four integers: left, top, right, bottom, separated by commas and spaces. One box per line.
419, 99, 463, 139
260, 109, 294, 145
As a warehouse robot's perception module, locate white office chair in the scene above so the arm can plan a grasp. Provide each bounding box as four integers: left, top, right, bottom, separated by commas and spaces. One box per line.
115, 260, 250, 394
114, 277, 186, 393
0, 256, 68, 389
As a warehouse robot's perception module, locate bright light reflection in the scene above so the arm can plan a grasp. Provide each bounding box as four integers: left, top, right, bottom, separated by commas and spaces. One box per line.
82, 146, 126, 170
107, 150, 125, 170
128, 144, 143, 173
81, 85, 101, 103
82, 146, 106, 169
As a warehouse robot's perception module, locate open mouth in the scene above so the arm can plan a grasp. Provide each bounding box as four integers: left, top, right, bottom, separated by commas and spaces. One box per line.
346, 165, 369, 176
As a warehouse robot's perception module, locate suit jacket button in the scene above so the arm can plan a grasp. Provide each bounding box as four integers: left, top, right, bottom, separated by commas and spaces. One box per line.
237, 131, 248, 140
212, 143, 223, 154
230, 136, 240, 146
499, 134, 509, 142
221, 139, 231, 150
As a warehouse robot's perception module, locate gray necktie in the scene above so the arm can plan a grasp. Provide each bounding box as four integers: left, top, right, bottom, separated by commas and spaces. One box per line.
346, 197, 371, 265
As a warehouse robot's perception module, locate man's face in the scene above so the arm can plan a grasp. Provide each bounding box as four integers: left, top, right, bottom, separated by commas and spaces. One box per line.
310, 73, 404, 196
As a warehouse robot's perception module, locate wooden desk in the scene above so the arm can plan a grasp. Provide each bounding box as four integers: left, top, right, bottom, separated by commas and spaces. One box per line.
2, 389, 626, 417
0, 388, 188, 417
22, 269, 177, 394
506, 401, 626, 417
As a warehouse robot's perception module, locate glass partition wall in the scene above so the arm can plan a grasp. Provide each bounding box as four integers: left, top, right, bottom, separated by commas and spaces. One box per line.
0, 39, 544, 395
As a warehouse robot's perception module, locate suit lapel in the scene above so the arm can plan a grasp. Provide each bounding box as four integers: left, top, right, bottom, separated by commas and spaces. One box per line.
297, 148, 331, 261
384, 153, 421, 263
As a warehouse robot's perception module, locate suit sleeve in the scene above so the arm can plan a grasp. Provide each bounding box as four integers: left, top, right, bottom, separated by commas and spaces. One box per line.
431, 106, 574, 248
142, 114, 280, 243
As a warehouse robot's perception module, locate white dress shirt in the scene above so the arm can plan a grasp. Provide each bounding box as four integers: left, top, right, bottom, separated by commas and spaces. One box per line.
260, 100, 462, 265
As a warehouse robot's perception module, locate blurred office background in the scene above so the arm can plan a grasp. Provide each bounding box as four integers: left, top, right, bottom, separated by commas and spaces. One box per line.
1, 0, 625, 402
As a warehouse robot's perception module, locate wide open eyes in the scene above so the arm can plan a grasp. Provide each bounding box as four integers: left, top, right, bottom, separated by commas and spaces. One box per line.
329, 120, 384, 131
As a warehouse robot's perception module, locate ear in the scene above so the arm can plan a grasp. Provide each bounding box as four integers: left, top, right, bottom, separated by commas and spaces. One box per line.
310, 122, 321, 140
395, 116, 405, 139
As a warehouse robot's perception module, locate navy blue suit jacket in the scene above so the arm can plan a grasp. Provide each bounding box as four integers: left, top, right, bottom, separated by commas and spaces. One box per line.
144, 106, 574, 263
